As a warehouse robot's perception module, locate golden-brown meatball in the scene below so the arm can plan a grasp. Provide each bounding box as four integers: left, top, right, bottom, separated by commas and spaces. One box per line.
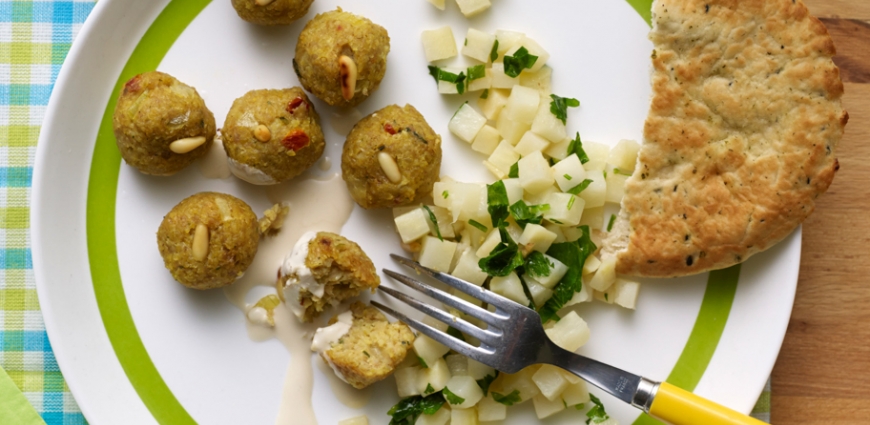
231, 0, 313, 26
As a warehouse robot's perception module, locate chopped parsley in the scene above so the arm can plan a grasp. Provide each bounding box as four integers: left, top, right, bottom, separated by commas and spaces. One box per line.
442, 190, 449, 199
476, 372, 498, 396
478, 228, 524, 277
387, 393, 445, 425
549, 94, 580, 125
539, 226, 598, 323
585, 394, 611, 424
564, 174, 573, 180
489, 40, 499, 62
567, 133, 590, 164
422, 205, 443, 241
425, 383, 436, 394
480, 89, 490, 99
468, 219, 488, 233
503, 47, 538, 77
363, 350, 370, 357
567, 195, 576, 210
508, 160, 520, 178
427, 66, 468, 94
467, 64, 486, 81
486, 180, 510, 228
446, 326, 466, 342
525, 251, 553, 277
607, 215, 617, 232
509, 200, 549, 229
567, 179, 594, 195
612, 168, 632, 176
417, 356, 428, 368
492, 390, 522, 406
442, 387, 466, 405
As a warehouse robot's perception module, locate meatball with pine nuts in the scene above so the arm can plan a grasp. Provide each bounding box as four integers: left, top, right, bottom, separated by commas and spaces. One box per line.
222, 88, 325, 185
157, 192, 259, 290
113, 71, 216, 176
342, 104, 442, 209
231, 0, 313, 26
294, 8, 390, 107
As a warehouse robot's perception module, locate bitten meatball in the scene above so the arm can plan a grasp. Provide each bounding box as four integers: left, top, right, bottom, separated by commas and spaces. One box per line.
342, 104, 442, 209
231, 0, 313, 26
157, 192, 259, 289
281, 231, 380, 322
294, 8, 390, 107
113, 71, 216, 176
222, 88, 325, 185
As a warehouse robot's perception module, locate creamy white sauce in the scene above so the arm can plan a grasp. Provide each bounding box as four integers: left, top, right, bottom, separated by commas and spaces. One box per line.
281, 231, 321, 321
311, 310, 353, 353
315, 356, 373, 409
227, 157, 278, 185
246, 306, 270, 327
330, 108, 363, 136
319, 156, 332, 171
198, 136, 231, 179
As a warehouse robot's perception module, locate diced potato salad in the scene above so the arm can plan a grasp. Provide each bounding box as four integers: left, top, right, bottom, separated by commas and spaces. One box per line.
424, 0, 492, 17
388, 27, 644, 424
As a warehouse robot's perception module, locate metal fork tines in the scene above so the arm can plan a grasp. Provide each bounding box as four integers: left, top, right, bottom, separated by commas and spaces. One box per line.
373, 253, 649, 408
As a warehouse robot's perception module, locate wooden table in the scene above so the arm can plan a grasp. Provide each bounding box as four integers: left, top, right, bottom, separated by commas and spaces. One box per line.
770, 1, 870, 423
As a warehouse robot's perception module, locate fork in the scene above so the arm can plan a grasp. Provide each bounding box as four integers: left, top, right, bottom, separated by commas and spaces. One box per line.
373, 254, 767, 425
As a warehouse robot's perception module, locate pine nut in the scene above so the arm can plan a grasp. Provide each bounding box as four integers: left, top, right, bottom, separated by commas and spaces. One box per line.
255, 0, 276, 5
254, 124, 271, 142
192, 224, 209, 261
339, 55, 358, 101
378, 151, 402, 183
169, 136, 206, 154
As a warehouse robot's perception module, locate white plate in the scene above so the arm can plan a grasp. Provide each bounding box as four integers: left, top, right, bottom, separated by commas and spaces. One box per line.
32, 0, 798, 423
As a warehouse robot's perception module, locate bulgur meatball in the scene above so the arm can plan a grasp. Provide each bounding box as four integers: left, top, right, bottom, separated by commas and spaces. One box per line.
294, 8, 390, 107
113, 71, 216, 176
231, 0, 313, 26
157, 192, 259, 290
281, 231, 380, 322
342, 104, 442, 209
312, 302, 415, 389
222, 88, 325, 185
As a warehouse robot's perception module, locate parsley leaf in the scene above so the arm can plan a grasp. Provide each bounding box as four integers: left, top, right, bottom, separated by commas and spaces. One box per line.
387, 393, 445, 425
417, 356, 428, 368
508, 160, 520, 178
486, 181, 510, 228
549, 94, 580, 125
503, 47, 538, 77
478, 228, 525, 277
442, 190, 449, 199
480, 89, 490, 99
428, 67, 467, 94
490, 40, 499, 62
467, 64, 486, 81
607, 215, 617, 232
422, 205, 443, 241
468, 219, 488, 232
539, 226, 598, 323
477, 372, 498, 396
585, 394, 610, 424
509, 200, 549, 229
566, 133, 590, 164
425, 383, 435, 394
442, 387, 466, 405
525, 251, 553, 277
567, 179, 594, 195
492, 390, 522, 406
427, 65, 440, 82
446, 326, 466, 342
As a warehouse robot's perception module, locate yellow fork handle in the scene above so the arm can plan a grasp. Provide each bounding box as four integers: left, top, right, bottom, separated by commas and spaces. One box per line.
648, 382, 768, 425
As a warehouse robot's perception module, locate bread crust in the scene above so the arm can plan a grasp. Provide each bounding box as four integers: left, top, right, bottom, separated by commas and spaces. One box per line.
603, 0, 846, 277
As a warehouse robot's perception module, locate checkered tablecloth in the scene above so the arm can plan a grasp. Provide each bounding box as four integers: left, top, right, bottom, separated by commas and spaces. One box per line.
0, 1, 772, 424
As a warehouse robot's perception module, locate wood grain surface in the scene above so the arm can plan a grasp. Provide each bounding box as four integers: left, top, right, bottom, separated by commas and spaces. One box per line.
771, 1, 870, 423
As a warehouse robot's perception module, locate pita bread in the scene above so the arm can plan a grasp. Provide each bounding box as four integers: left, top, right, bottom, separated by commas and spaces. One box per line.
602, 0, 847, 277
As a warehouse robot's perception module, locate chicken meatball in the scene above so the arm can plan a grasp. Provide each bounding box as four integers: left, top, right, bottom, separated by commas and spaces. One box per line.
231, 0, 313, 26
342, 104, 442, 209
157, 192, 259, 290
222, 88, 325, 185
113, 71, 216, 176
294, 8, 389, 107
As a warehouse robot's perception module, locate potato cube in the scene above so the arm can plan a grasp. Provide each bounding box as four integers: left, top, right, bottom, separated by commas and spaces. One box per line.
433, 181, 453, 209
518, 223, 558, 253
394, 208, 430, 243
605, 172, 628, 204
477, 395, 507, 421
532, 393, 565, 419
477, 88, 510, 120
526, 278, 554, 308
483, 161, 506, 180
531, 98, 567, 143
445, 375, 484, 408
445, 353, 468, 377
438, 79, 460, 95
578, 170, 606, 208
475, 229, 502, 258
417, 406, 450, 425
491, 367, 540, 402
425, 205, 455, 239
582, 141, 610, 171
449, 103, 487, 143
487, 141, 521, 176
502, 178, 524, 206
544, 222, 567, 243
451, 248, 488, 286
519, 36, 550, 72
520, 65, 552, 95
422, 27, 458, 62
578, 206, 605, 229
447, 182, 484, 222
551, 154, 587, 192
491, 62, 519, 89
612, 277, 641, 309
545, 311, 590, 352
338, 415, 369, 425
565, 277, 593, 306
414, 335, 450, 369
561, 380, 590, 407
419, 237, 458, 273
514, 131, 551, 157
583, 254, 602, 275
518, 151, 555, 194
523, 183, 559, 207
608, 139, 641, 172
451, 407, 479, 425
471, 125, 500, 155
594, 289, 614, 304
527, 254, 568, 288
496, 111, 532, 145
467, 359, 495, 380
455, 0, 490, 17
395, 367, 421, 398
495, 30, 525, 54
543, 192, 584, 227
504, 86, 541, 124
532, 365, 570, 401
490, 272, 529, 305
466, 70, 492, 93
417, 358, 452, 393
462, 28, 497, 63
587, 255, 616, 291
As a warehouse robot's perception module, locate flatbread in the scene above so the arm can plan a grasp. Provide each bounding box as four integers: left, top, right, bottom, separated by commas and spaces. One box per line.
602, 0, 847, 277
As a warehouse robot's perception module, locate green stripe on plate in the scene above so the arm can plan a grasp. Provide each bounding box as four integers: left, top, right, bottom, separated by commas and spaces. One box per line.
86, 0, 212, 424
625, 0, 654, 26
